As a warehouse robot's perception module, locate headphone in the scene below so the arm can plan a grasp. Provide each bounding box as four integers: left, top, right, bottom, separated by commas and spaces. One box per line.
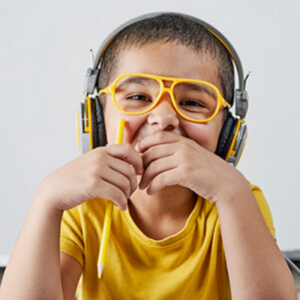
77, 12, 249, 166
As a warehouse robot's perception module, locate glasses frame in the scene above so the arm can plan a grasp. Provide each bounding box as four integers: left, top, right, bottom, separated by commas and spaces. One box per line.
99, 73, 231, 123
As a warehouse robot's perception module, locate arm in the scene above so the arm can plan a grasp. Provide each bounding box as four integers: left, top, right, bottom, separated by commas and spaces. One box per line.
137, 131, 297, 299
0, 197, 82, 300
0, 145, 143, 299
216, 174, 297, 299
60, 252, 82, 300
0, 192, 65, 300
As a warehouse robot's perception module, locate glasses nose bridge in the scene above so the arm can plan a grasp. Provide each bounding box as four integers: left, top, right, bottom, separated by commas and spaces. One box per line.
161, 86, 173, 97
156, 83, 176, 108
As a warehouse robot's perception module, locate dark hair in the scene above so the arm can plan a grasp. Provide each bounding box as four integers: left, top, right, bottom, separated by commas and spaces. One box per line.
98, 13, 234, 104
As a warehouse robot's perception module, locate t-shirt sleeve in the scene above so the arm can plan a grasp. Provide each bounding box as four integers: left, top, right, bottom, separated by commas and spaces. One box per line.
60, 206, 84, 267
250, 183, 276, 240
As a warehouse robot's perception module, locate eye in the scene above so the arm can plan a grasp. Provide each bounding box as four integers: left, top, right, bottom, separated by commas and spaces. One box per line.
127, 94, 152, 102
180, 99, 206, 108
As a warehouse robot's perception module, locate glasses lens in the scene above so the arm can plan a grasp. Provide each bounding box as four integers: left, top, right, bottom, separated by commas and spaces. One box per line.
173, 82, 218, 121
115, 75, 160, 113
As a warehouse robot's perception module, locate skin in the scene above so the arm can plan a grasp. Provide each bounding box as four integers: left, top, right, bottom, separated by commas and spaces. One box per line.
0, 41, 297, 300
103, 42, 232, 239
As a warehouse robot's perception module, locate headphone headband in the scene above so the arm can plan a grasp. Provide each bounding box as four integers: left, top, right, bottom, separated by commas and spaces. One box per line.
84, 12, 248, 119
92, 12, 245, 91
78, 12, 249, 166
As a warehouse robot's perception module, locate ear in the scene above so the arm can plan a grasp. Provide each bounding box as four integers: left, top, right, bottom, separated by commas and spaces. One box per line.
215, 114, 236, 160
92, 96, 107, 147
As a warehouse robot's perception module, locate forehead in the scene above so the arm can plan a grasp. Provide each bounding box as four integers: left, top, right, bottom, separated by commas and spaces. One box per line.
112, 42, 221, 89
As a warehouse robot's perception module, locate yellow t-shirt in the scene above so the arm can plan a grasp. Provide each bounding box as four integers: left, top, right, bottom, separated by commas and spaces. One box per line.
60, 183, 275, 300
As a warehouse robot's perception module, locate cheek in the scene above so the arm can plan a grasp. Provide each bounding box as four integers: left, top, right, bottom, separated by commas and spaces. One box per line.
104, 103, 146, 145
122, 115, 148, 146
185, 119, 223, 153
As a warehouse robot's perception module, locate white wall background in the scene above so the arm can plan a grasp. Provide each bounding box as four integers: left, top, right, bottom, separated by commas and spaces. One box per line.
1, 0, 300, 263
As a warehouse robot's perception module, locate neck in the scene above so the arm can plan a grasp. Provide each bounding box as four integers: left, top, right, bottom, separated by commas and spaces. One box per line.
129, 185, 197, 240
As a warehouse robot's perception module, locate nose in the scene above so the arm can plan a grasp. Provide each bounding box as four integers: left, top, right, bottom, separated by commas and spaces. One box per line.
147, 93, 180, 131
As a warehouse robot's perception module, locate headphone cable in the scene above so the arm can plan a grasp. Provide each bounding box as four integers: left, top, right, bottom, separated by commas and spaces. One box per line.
283, 253, 300, 276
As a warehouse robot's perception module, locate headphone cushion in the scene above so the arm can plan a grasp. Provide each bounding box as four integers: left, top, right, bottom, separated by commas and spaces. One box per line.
91, 97, 107, 147
216, 115, 237, 159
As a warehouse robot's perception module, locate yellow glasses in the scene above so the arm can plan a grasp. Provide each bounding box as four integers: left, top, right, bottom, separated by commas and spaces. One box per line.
99, 73, 231, 123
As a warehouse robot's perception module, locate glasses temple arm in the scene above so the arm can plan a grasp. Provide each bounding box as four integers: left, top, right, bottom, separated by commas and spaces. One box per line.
99, 87, 111, 95
223, 99, 231, 109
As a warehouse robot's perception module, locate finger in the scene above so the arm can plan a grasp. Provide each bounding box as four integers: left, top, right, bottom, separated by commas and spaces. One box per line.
136, 131, 182, 153
107, 158, 137, 194
92, 179, 128, 211
101, 166, 131, 198
142, 143, 175, 168
146, 168, 182, 196
139, 155, 177, 190
105, 144, 144, 175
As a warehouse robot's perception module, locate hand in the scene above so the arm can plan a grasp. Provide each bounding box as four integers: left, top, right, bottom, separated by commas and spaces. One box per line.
137, 131, 246, 203
36, 144, 143, 213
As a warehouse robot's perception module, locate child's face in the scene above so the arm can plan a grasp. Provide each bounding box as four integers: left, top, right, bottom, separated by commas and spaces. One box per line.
103, 42, 225, 153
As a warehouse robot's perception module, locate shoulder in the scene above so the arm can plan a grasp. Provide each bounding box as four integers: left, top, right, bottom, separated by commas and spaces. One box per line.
60, 198, 108, 267
198, 183, 276, 240
61, 197, 108, 246
248, 182, 271, 214
248, 182, 276, 240
62, 197, 107, 221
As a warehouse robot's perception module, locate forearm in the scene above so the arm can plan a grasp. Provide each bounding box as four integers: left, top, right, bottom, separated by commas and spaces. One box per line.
0, 189, 64, 300
216, 182, 297, 299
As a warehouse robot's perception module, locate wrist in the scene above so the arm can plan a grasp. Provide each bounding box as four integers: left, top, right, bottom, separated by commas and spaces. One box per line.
33, 182, 65, 217
215, 171, 253, 207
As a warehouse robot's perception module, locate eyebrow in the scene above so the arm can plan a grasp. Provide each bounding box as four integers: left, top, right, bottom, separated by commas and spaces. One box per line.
176, 82, 217, 98
117, 76, 157, 89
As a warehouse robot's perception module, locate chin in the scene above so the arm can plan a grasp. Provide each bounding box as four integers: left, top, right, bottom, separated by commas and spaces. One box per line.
153, 185, 193, 197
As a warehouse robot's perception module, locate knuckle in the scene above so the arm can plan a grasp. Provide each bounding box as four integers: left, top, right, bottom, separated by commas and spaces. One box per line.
120, 177, 131, 192
181, 164, 193, 175
89, 162, 104, 179
128, 163, 136, 177
179, 152, 187, 162
122, 144, 135, 162
147, 146, 156, 157
131, 179, 137, 193
112, 188, 126, 204
93, 148, 106, 164
123, 143, 133, 153
88, 177, 100, 191
178, 149, 190, 162
157, 172, 166, 184
94, 146, 105, 156
151, 174, 164, 191
150, 160, 159, 172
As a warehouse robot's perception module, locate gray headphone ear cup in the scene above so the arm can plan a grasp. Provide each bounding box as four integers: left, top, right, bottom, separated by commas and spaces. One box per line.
91, 97, 107, 147
215, 115, 237, 159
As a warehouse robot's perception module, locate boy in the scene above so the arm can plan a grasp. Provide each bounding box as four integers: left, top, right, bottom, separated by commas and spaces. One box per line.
0, 13, 297, 300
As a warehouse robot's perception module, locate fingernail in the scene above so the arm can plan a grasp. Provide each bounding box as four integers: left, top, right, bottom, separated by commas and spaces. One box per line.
146, 188, 152, 196
139, 181, 146, 190
135, 143, 141, 153
121, 204, 127, 211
